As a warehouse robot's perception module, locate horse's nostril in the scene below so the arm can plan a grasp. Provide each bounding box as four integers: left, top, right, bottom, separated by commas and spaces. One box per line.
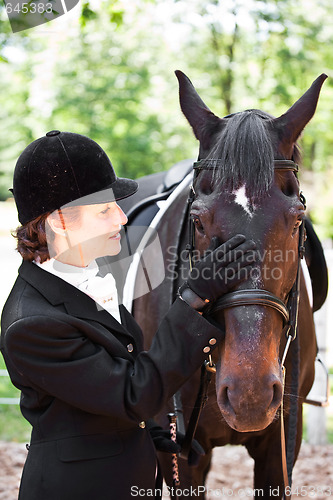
271, 380, 283, 409
218, 384, 236, 416
219, 385, 229, 407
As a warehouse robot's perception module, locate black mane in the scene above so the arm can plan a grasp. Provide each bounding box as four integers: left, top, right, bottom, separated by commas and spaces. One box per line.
202, 110, 276, 201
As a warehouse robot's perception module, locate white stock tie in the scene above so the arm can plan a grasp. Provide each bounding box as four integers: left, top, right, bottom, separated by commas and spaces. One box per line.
36, 258, 121, 323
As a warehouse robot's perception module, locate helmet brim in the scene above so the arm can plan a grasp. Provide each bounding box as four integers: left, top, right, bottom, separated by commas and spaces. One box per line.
61, 177, 138, 209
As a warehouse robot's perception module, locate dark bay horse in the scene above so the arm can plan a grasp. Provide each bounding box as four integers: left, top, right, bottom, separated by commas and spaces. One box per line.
127, 72, 328, 498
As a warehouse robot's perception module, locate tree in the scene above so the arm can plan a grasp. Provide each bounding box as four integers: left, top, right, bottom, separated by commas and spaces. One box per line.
49, 9, 197, 180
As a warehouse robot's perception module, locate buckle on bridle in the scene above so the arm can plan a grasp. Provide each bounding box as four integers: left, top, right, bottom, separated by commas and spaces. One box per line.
205, 355, 216, 373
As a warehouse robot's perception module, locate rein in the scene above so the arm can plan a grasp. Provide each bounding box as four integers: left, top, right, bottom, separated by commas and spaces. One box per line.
174, 158, 306, 497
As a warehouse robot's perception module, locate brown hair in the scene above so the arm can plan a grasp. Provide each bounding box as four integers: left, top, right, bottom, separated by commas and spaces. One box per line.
14, 213, 52, 263
14, 206, 81, 263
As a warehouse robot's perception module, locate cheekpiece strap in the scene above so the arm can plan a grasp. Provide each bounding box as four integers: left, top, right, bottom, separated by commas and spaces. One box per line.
193, 160, 220, 170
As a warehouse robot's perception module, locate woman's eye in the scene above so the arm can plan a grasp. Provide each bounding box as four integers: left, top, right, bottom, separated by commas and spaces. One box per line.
100, 207, 110, 215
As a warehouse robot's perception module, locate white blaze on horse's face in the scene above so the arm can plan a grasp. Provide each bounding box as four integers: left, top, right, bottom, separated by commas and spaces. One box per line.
232, 184, 255, 218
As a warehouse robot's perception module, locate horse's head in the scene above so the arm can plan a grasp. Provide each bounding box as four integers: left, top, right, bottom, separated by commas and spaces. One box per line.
176, 71, 326, 432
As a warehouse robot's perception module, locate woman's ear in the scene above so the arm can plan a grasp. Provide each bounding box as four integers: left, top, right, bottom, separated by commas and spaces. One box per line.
46, 210, 67, 236
46, 210, 74, 258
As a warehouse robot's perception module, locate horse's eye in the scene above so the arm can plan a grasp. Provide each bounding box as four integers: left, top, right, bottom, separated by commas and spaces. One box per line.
279, 173, 299, 198
191, 215, 204, 233
282, 182, 298, 197
293, 219, 303, 235
292, 217, 303, 236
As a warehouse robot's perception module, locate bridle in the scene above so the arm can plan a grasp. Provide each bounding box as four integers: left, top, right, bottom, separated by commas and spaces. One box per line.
186, 158, 306, 350
177, 158, 306, 497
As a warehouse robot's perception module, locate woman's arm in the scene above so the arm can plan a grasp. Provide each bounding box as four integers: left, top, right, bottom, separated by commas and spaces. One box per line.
2, 298, 223, 426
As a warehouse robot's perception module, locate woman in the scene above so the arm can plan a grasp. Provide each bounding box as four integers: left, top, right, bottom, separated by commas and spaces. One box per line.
1, 130, 255, 499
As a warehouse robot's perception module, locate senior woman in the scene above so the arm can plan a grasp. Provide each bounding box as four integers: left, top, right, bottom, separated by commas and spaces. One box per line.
1, 130, 255, 499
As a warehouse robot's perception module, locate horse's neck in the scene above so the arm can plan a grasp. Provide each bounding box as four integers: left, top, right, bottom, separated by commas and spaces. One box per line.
132, 183, 191, 348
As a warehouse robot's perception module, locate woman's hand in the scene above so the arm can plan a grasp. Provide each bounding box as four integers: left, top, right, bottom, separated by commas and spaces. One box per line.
148, 424, 205, 466
179, 234, 256, 311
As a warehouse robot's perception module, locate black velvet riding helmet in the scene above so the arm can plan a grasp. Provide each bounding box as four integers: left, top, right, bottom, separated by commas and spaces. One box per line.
11, 130, 138, 225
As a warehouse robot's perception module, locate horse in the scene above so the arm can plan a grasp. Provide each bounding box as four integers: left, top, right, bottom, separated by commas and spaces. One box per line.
119, 71, 328, 498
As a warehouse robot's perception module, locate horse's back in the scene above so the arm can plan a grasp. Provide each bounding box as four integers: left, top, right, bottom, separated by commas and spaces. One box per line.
118, 159, 193, 218
118, 171, 165, 215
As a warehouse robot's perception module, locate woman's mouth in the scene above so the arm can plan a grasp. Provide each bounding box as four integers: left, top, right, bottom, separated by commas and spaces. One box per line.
109, 232, 121, 240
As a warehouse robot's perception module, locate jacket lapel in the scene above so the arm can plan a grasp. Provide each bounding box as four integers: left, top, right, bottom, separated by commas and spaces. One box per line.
19, 261, 141, 350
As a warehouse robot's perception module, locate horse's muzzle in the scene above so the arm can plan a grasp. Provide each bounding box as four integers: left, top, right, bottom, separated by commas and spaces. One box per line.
217, 373, 283, 432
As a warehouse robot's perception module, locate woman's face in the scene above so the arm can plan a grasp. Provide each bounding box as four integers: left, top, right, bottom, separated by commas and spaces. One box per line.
49, 202, 128, 266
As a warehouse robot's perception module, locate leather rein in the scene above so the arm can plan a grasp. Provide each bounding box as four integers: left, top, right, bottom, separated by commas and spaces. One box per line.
175, 158, 306, 497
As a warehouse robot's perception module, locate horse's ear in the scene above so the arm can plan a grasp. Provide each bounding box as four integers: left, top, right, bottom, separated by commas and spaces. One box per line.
274, 74, 327, 152
175, 70, 224, 150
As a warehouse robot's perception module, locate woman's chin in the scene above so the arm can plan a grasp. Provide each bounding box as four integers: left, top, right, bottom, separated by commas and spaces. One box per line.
103, 240, 122, 257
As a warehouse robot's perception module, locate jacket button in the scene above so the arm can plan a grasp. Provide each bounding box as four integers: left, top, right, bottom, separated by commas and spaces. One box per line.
139, 421, 145, 429
203, 346, 210, 354
209, 338, 217, 345
127, 343, 134, 352
46, 130, 61, 137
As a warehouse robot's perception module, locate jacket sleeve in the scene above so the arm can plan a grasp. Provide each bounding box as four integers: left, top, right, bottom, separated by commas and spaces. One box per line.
3, 298, 223, 425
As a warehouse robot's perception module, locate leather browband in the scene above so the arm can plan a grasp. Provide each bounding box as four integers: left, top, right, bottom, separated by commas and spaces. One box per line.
193, 159, 298, 173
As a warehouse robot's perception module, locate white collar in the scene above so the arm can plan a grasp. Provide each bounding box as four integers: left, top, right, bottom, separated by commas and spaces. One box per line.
36, 258, 99, 288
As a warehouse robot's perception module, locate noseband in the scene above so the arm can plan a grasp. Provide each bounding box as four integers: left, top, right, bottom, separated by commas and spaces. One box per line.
212, 289, 290, 323
186, 158, 306, 347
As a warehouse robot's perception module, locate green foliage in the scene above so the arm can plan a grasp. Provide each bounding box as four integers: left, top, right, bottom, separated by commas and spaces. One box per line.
49, 10, 197, 179
0, 404, 31, 442
313, 206, 333, 240
0, 57, 36, 200
80, 2, 97, 27
0, 358, 31, 442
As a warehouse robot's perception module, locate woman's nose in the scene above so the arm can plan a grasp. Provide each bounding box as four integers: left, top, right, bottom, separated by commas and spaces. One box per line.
115, 203, 128, 226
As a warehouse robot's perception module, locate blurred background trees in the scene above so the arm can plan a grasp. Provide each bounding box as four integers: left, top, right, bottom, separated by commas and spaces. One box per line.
0, 0, 332, 237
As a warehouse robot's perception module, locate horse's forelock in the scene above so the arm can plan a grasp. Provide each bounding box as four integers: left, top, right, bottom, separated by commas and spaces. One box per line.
205, 110, 276, 201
